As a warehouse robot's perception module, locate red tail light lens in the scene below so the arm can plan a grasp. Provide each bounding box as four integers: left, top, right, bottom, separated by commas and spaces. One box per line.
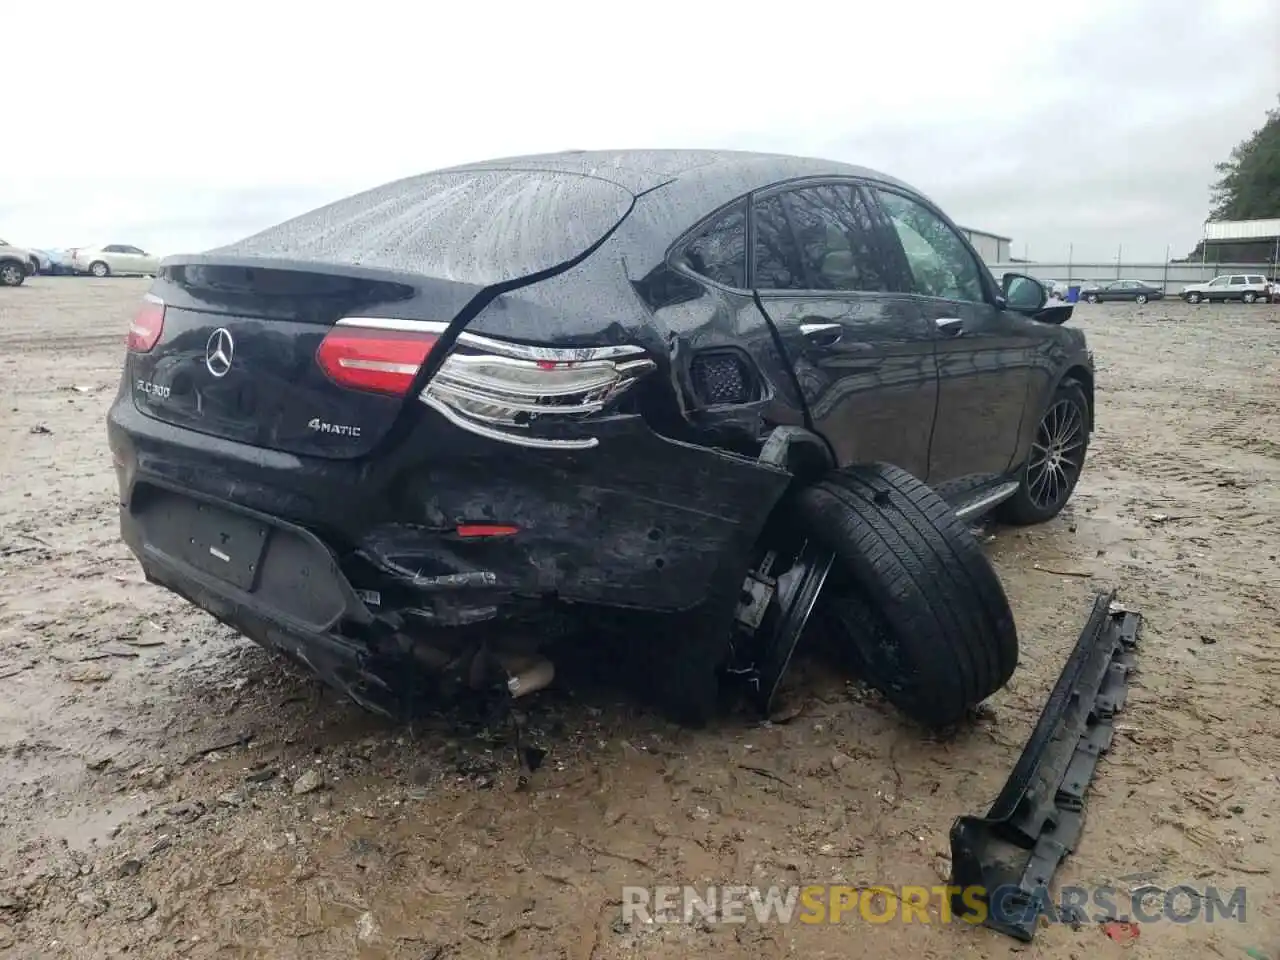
316, 322, 439, 396
127, 294, 166, 352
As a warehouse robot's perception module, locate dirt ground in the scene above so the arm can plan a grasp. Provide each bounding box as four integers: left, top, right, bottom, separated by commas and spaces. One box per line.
1, 279, 1278, 959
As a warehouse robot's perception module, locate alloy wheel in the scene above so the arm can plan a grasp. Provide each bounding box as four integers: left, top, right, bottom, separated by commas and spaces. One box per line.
0, 264, 21, 286
1027, 398, 1085, 511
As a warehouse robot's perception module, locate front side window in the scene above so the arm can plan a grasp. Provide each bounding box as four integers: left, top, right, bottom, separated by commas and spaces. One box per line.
1209, 277, 1229, 286
871, 189, 985, 302
1229, 276, 1246, 285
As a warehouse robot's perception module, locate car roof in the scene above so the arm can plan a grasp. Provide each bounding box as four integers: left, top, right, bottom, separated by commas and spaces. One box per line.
438, 148, 922, 208
206, 149, 935, 281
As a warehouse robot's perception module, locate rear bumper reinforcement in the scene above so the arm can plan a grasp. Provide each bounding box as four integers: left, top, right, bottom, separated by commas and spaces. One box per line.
948, 590, 1141, 942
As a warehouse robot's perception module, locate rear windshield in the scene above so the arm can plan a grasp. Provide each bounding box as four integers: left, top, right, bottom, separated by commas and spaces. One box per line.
210, 170, 634, 285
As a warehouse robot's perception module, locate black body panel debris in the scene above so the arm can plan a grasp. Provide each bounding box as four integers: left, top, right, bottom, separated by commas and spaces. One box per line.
948, 590, 1141, 941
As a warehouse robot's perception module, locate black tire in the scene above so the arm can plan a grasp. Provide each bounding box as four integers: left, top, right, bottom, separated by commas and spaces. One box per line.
1242, 291, 1257, 304
1085, 293, 1099, 303
794, 463, 1018, 727
1186, 292, 1202, 304
0, 260, 25, 287
997, 379, 1090, 526
1135, 293, 1147, 304
89, 261, 110, 278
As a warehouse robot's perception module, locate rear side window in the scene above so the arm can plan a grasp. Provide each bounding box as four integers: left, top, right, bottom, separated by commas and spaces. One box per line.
782, 185, 894, 292
753, 195, 804, 289
752, 185, 894, 292
681, 202, 746, 288
1248, 275, 1266, 284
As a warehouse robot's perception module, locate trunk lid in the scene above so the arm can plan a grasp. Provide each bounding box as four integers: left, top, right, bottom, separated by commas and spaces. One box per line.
128, 168, 638, 459
129, 264, 479, 459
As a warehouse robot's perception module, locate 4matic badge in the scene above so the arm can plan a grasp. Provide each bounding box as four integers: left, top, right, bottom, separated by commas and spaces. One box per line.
307, 418, 362, 438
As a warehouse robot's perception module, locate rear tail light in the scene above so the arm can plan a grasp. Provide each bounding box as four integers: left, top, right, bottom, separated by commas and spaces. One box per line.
316, 321, 439, 396
331, 317, 655, 449
127, 294, 166, 352
423, 331, 655, 450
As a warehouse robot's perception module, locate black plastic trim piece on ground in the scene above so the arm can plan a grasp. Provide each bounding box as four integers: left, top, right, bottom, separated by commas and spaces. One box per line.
948, 590, 1141, 942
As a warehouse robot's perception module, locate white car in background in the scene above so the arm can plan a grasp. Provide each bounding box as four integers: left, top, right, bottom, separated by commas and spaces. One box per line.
70, 244, 161, 278
0, 239, 37, 286
1180, 273, 1273, 304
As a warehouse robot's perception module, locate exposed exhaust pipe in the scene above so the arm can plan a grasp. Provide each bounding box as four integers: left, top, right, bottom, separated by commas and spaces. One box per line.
494, 653, 556, 698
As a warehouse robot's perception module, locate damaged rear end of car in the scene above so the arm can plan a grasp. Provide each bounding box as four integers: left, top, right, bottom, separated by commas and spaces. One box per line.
106, 164, 793, 717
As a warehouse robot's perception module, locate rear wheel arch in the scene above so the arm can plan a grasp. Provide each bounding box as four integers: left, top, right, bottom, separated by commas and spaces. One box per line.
758, 425, 836, 485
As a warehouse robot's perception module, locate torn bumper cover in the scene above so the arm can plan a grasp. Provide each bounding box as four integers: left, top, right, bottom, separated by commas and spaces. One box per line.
948, 590, 1141, 941
109, 399, 792, 713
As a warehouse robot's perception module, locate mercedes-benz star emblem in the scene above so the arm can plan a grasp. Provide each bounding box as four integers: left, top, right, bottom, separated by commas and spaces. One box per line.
205, 328, 235, 378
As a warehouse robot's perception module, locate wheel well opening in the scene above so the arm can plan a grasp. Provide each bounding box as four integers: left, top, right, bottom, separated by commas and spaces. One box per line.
1063, 365, 1094, 430
785, 439, 833, 486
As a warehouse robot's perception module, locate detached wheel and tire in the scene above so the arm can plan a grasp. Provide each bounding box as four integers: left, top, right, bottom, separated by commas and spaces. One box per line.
0, 261, 25, 287
998, 379, 1090, 526
89, 261, 110, 278
793, 463, 1018, 728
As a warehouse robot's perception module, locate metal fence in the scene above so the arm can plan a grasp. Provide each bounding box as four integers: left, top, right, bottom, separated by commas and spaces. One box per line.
986, 260, 1277, 294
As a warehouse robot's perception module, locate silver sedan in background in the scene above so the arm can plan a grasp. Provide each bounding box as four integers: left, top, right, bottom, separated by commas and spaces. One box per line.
70, 244, 161, 277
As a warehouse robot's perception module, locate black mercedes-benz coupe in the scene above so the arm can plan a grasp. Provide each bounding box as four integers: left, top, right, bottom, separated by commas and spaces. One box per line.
107, 150, 1094, 728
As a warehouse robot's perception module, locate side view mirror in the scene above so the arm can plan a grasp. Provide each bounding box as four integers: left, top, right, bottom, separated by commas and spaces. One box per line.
1001, 273, 1048, 313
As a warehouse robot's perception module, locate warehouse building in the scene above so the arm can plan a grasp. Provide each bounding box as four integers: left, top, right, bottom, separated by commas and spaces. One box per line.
1199, 218, 1280, 265
958, 226, 1013, 265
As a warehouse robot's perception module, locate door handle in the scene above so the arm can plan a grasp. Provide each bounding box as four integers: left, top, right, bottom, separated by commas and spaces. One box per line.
934, 316, 965, 336
800, 322, 843, 346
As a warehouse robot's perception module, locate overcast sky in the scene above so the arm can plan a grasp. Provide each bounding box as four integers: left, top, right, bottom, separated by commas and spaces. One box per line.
4, 0, 1277, 263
